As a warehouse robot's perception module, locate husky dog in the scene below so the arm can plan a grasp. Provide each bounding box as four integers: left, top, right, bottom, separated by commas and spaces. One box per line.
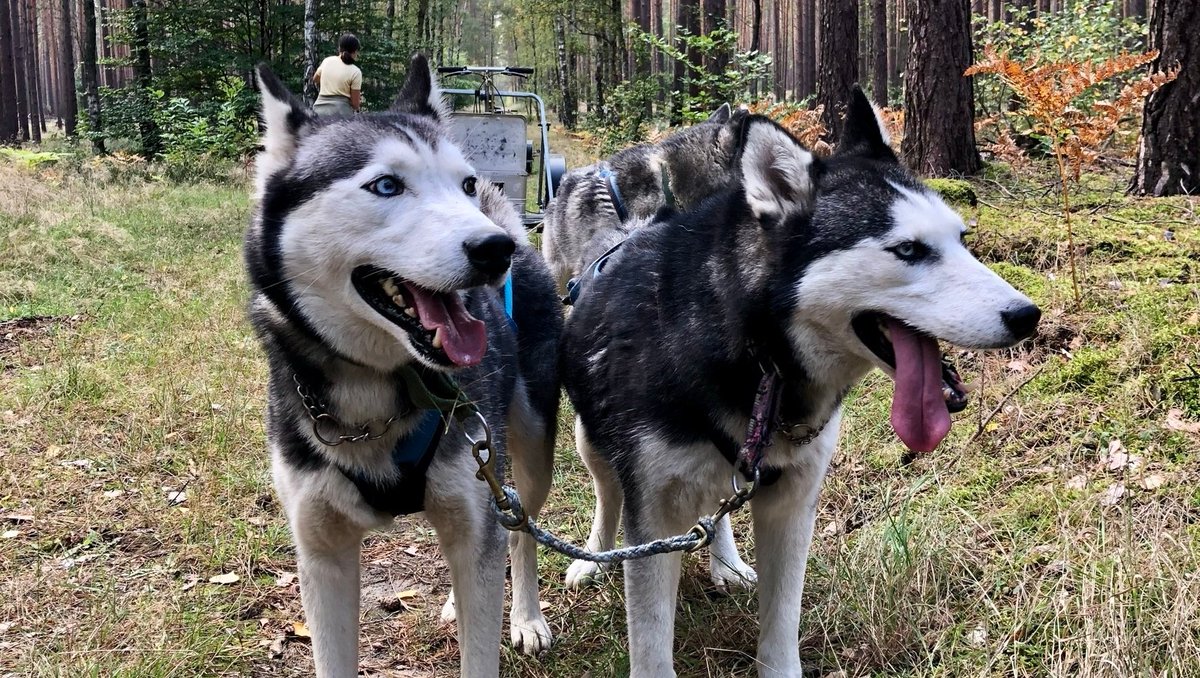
560, 88, 1041, 677
544, 105, 760, 591
542, 103, 746, 294
245, 55, 561, 677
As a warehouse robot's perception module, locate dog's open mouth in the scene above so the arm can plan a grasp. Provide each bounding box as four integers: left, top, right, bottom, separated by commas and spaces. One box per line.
852, 312, 969, 453
351, 265, 486, 368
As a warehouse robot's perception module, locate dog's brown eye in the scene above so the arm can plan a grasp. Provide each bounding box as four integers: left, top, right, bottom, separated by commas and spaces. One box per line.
462, 176, 477, 196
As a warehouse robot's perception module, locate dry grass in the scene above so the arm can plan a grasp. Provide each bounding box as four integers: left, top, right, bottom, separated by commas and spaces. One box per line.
1, 149, 1198, 678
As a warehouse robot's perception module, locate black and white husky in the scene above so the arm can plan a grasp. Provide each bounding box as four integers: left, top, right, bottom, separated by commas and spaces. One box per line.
541, 103, 743, 293
245, 55, 562, 677
561, 89, 1041, 677
544, 104, 762, 590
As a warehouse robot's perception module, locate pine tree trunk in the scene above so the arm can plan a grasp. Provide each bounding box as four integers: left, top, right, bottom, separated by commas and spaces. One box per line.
553, 14, 577, 128
817, 0, 858, 141
303, 0, 318, 102
26, 0, 42, 141
0, 0, 18, 143
1131, 0, 1199, 196
887, 0, 899, 93
800, 0, 816, 100
871, 0, 887, 105
81, 0, 104, 152
58, 0, 77, 135
673, 0, 699, 123
130, 0, 157, 155
902, 0, 980, 175
13, 0, 30, 141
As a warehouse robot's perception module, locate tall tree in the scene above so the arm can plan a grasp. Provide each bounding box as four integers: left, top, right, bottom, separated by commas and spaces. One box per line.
303, 0, 317, 102
25, 0, 42, 141
553, 12, 576, 129
817, 0, 858, 141
902, 0, 979, 175
81, 0, 104, 152
12, 0, 30, 140
0, 0, 17, 143
672, 0, 700, 124
1131, 0, 1199, 196
58, 0, 77, 134
871, 0, 887, 105
130, 0, 158, 155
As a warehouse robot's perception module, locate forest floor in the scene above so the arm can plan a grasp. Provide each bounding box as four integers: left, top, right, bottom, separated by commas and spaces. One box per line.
1, 129, 1199, 677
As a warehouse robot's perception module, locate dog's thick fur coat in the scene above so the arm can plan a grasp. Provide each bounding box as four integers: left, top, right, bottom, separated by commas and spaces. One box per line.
560, 88, 1040, 676
246, 55, 561, 677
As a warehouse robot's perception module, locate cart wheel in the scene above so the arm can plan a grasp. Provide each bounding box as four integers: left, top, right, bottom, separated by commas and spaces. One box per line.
525, 141, 534, 175
545, 154, 567, 204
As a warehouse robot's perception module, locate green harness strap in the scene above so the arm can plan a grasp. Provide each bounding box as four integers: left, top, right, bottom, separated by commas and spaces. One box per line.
397, 365, 477, 423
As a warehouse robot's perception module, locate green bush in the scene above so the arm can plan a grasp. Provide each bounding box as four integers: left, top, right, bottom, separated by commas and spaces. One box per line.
85, 76, 258, 177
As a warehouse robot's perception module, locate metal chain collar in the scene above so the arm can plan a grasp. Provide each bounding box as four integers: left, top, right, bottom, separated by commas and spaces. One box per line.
293, 375, 409, 446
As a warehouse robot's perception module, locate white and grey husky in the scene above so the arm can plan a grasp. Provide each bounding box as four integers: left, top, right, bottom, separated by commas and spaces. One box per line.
245, 55, 561, 677
560, 88, 1041, 677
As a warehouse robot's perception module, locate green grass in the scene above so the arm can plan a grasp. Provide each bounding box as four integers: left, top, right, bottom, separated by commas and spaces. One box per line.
1, 148, 1198, 677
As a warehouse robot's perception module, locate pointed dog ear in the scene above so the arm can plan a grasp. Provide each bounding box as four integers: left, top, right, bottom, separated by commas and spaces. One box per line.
707, 102, 732, 124
835, 85, 897, 162
737, 116, 817, 222
391, 53, 449, 121
254, 63, 310, 180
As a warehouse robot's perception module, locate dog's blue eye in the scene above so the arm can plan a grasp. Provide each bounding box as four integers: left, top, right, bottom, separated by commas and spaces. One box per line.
365, 176, 404, 197
889, 241, 929, 262
462, 176, 477, 196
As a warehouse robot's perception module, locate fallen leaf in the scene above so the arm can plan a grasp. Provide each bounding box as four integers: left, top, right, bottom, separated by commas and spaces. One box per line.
103, 489, 124, 499
0, 622, 13, 634
967, 624, 988, 647
287, 621, 311, 638
275, 572, 296, 587
403, 546, 420, 556
1006, 359, 1030, 373
1140, 474, 1166, 490
1165, 408, 1200, 434
268, 634, 285, 658
4, 514, 34, 524
247, 516, 267, 527
539, 601, 551, 611
1100, 483, 1126, 507
1065, 474, 1088, 490
166, 490, 187, 505
209, 572, 240, 585
396, 589, 418, 599
180, 575, 201, 591
1, 530, 19, 539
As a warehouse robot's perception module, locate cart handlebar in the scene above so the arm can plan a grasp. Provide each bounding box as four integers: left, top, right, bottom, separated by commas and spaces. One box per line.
437, 66, 533, 78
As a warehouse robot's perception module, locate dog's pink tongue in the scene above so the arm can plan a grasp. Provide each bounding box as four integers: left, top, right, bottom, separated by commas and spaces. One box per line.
888, 319, 951, 452
404, 284, 487, 367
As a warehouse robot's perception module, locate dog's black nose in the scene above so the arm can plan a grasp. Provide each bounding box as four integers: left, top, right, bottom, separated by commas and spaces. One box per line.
463, 233, 516, 278
1001, 303, 1041, 340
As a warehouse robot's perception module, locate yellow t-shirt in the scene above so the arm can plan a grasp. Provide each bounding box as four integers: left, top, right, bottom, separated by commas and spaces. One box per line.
316, 56, 362, 98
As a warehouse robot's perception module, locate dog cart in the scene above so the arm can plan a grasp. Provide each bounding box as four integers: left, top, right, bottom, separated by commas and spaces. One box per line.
438, 65, 567, 230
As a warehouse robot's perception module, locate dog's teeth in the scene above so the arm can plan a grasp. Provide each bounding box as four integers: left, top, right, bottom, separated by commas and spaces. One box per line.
404, 307, 417, 318
381, 278, 400, 296
391, 293, 407, 308
432, 328, 444, 349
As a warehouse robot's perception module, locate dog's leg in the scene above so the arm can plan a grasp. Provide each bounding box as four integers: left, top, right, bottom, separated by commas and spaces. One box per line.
623, 476, 694, 678
290, 504, 365, 678
709, 515, 757, 590
565, 417, 623, 588
427, 467, 506, 678
750, 422, 839, 678
506, 409, 555, 654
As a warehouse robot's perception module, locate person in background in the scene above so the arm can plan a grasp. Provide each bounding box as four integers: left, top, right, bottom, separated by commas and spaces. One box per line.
313, 34, 363, 116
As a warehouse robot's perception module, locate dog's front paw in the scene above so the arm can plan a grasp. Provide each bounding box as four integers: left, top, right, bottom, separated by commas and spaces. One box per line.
439, 594, 456, 624
564, 558, 604, 588
710, 556, 757, 591
510, 614, 553, 655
